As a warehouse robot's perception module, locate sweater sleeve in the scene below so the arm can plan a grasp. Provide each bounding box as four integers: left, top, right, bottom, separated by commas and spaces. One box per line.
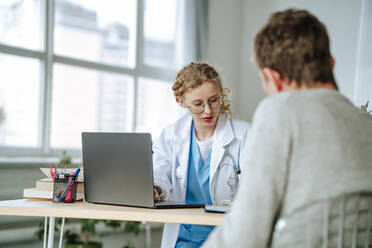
202, 96, 292, 248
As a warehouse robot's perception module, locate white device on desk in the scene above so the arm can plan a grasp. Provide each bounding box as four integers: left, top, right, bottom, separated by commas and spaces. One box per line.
204, 205, 230, 213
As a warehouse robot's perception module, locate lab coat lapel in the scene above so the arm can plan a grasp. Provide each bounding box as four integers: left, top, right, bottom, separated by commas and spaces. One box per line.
175, 115, 192, 201
210, 114, 235, 186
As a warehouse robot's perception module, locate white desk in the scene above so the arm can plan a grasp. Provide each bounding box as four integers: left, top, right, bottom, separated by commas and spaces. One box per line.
0, 199, 224, 247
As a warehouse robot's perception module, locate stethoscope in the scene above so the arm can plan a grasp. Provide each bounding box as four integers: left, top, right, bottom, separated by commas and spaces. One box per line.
223, 145, 240, 189
175, 145, 241, 188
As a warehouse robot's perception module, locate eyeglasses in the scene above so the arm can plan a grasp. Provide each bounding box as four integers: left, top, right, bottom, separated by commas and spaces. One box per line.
187, 97, 221, 114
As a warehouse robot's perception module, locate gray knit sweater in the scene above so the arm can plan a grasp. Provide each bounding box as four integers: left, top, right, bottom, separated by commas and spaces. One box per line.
202, 89, 372, 248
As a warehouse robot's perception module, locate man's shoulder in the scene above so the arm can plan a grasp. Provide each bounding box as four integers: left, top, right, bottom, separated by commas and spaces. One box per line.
254, 92, 293, 119
258, 92, 292, 108
255, 90, 345, 117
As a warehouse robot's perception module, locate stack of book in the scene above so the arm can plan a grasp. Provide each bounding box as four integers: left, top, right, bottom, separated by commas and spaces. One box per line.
23, 168, 84, 201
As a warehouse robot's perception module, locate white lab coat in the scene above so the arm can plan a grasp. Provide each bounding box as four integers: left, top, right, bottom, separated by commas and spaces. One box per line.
153, 113, 250, 248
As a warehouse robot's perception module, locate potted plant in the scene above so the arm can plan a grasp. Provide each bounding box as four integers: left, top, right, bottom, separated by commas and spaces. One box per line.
64, 219, 141, 248
65, 219, 102, 248
360, 100, 372, 114
60, 150, 73, 167
36, 218, 141, 248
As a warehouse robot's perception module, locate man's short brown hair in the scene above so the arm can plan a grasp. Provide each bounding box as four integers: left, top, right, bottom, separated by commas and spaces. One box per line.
254, 9, 336, 86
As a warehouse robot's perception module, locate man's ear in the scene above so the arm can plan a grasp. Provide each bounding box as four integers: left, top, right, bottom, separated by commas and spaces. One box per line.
330, 56, 335, 69
263, 68, 283, 92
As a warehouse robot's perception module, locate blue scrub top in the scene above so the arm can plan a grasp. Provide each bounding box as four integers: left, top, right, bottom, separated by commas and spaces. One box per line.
175, 122, 215, 248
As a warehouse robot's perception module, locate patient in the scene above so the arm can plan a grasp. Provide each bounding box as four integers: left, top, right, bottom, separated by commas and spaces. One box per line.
202, 8, 372, 248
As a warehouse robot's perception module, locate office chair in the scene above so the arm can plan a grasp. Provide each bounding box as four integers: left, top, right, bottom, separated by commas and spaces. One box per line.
271, 192, 372, 248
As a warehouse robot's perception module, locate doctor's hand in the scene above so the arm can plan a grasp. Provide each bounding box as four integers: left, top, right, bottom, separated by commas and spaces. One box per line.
153, 185, 163, 201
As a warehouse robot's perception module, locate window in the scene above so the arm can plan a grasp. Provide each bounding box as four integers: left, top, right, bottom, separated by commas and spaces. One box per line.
0, 54, 41, 148
50, 64, 134, 149
143, 0, 178, 68
0, 0, 43, 50
136, 77, 184, 137
0, 0, 185, 158
54, 0, 136, 68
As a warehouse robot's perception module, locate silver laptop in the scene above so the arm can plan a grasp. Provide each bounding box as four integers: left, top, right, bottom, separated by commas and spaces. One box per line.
82, 132, 204, 209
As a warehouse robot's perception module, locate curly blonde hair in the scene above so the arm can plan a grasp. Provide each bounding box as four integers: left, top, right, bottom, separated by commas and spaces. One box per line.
172, 62, 232, 115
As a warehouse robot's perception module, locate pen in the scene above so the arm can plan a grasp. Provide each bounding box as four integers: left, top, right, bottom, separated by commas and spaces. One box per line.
58, 168, 80, 202
49, 164, 55, 182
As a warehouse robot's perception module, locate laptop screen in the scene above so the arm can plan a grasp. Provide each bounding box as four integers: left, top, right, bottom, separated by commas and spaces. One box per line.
82, 132, 155, 207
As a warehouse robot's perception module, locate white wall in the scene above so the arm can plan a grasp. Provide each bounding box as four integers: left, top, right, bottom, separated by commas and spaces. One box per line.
354, 0, 372, 107
207, 0, 364, 122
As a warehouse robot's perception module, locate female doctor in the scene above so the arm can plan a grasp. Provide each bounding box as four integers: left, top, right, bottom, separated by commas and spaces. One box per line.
152, 62, 250, 248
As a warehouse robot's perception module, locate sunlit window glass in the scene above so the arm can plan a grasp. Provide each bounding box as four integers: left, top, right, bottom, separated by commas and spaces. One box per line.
136, 77, 185, 139
0, 0, 185, 155
0, 0, 42, 50
0, 54, 40, 147
51, 64, 134, 149
143, 0, 177, 68
54, 0, 136, 68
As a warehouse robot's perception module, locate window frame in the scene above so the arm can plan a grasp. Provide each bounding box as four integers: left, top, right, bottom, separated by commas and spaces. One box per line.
0, 0, 177, 159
